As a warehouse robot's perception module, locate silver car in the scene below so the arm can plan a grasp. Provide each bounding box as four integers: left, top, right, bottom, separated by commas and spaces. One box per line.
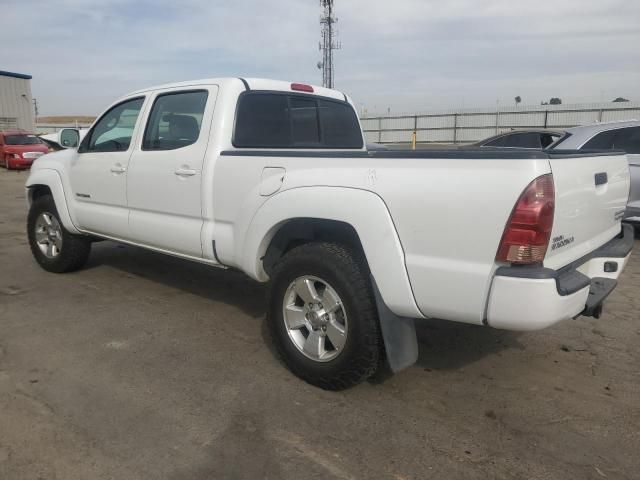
473, 129, 564, 149
551, 120, 640, 224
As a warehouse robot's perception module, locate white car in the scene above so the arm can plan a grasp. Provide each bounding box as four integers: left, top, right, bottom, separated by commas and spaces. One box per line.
550, 120, 640, 223
25, 78, 634, 389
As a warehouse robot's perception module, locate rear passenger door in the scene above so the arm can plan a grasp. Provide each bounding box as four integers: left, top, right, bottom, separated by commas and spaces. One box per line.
126, 86, 218, 257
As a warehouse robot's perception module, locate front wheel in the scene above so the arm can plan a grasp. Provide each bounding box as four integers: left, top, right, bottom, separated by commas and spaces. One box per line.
267, 242, 382, 390
27, 195, 91, 273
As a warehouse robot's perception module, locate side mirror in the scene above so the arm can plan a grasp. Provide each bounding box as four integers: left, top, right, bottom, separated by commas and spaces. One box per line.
58, 128, 80, 148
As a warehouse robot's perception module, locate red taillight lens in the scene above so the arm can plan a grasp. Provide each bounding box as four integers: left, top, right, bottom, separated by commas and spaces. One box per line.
496, 174, 555, 264
291, 83, 314, 93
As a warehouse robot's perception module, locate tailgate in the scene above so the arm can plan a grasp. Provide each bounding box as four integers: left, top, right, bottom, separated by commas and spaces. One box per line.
544, 151, 630, 270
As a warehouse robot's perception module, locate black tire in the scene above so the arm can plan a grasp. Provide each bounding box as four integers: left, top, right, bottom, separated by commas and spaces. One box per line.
27, 195, 91, 273
267, 242, 382, 390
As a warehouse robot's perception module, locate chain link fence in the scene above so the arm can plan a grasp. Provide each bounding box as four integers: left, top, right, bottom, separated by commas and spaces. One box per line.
361, 101, 640, 145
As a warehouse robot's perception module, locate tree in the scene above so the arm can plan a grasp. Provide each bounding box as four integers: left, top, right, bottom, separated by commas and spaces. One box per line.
549, 97, 562, 105
515, 96, 521, 106
613, 97, 629, 103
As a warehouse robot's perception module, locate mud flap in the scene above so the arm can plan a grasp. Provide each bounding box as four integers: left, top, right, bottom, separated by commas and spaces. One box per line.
371, 276, 419, 373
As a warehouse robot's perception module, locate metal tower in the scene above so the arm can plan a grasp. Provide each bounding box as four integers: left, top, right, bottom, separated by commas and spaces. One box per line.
318, 0, 340, 89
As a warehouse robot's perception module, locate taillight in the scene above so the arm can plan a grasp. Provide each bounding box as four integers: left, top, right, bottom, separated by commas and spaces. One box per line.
496, 174, 555, 264
291, 83, 314, 93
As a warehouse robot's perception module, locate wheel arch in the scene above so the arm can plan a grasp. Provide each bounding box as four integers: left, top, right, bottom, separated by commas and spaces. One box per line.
262, 218, 364, 277
25, 169, 80, 234
242, 186, 423, 319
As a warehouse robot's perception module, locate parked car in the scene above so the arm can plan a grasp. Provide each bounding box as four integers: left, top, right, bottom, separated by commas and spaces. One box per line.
365, 142, 388, 151
0, 130, 49, 170
548, 120, 640, 224
24, 78, 633, 389
473, 130, 564, 149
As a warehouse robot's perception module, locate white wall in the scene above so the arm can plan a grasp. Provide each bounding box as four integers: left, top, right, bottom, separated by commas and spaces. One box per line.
0, 75, 35, 132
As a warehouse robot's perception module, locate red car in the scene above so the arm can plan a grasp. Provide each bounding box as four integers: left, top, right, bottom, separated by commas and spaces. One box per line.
0, 130, 49, 170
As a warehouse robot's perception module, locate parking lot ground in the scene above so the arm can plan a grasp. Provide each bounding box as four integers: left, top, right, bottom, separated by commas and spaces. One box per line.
1, 168, 639, 480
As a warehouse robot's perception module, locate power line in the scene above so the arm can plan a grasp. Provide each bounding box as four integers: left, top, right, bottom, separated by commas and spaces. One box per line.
318, 0, 341, 89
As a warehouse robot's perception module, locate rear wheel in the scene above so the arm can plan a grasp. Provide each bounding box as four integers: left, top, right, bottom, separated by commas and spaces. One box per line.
267, 242, 382, 390
27, 195, 91, 273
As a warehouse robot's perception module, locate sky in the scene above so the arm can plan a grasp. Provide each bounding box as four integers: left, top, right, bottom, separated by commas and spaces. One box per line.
2, 0, 639, 116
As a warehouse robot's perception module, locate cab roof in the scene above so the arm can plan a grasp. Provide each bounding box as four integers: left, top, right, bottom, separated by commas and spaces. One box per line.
565, 119, 640, 134
128, 78, 347, 102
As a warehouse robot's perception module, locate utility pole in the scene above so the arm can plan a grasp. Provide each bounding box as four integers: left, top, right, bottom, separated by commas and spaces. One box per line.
318, 0, 341, 89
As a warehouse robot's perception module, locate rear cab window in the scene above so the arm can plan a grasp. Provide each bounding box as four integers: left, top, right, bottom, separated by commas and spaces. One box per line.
233, 92, 363, 149
485, 132, 542, 149
540, 133, 560, 149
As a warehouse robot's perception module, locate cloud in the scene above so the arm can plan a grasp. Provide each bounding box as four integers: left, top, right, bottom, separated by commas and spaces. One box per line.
1, 0, 638, 115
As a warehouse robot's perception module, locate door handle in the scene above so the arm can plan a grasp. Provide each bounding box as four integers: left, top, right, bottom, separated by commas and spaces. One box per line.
110, 164, 126, 174
594, 172, 608, 186
174, 167, 197, 177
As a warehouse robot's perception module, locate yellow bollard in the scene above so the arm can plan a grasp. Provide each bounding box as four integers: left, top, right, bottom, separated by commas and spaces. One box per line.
411, 131, 417, 150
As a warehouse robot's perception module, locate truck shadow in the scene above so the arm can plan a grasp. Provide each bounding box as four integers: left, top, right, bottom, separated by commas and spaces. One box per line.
369, 320, 524, 384
414, 319, 524, 371
87, 241, 523, 377
86, 241, 267, 319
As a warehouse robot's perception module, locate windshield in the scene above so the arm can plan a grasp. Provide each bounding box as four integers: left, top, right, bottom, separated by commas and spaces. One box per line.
5, 135, 43, 145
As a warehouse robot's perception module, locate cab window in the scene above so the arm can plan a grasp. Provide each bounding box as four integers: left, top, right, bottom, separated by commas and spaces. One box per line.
142, 90, 208, 151
233, 92, 363, 149
80, 97, 144, 153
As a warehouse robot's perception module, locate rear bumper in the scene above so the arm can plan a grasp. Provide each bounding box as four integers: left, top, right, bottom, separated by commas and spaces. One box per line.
487, 224, 634, 331
624, 203, 640, 223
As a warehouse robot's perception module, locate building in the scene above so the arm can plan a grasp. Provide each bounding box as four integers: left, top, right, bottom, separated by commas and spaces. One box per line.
0, 70, 35, 132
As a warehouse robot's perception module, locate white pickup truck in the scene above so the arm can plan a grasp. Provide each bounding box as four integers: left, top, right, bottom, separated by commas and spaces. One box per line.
25, 78, 634, 390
